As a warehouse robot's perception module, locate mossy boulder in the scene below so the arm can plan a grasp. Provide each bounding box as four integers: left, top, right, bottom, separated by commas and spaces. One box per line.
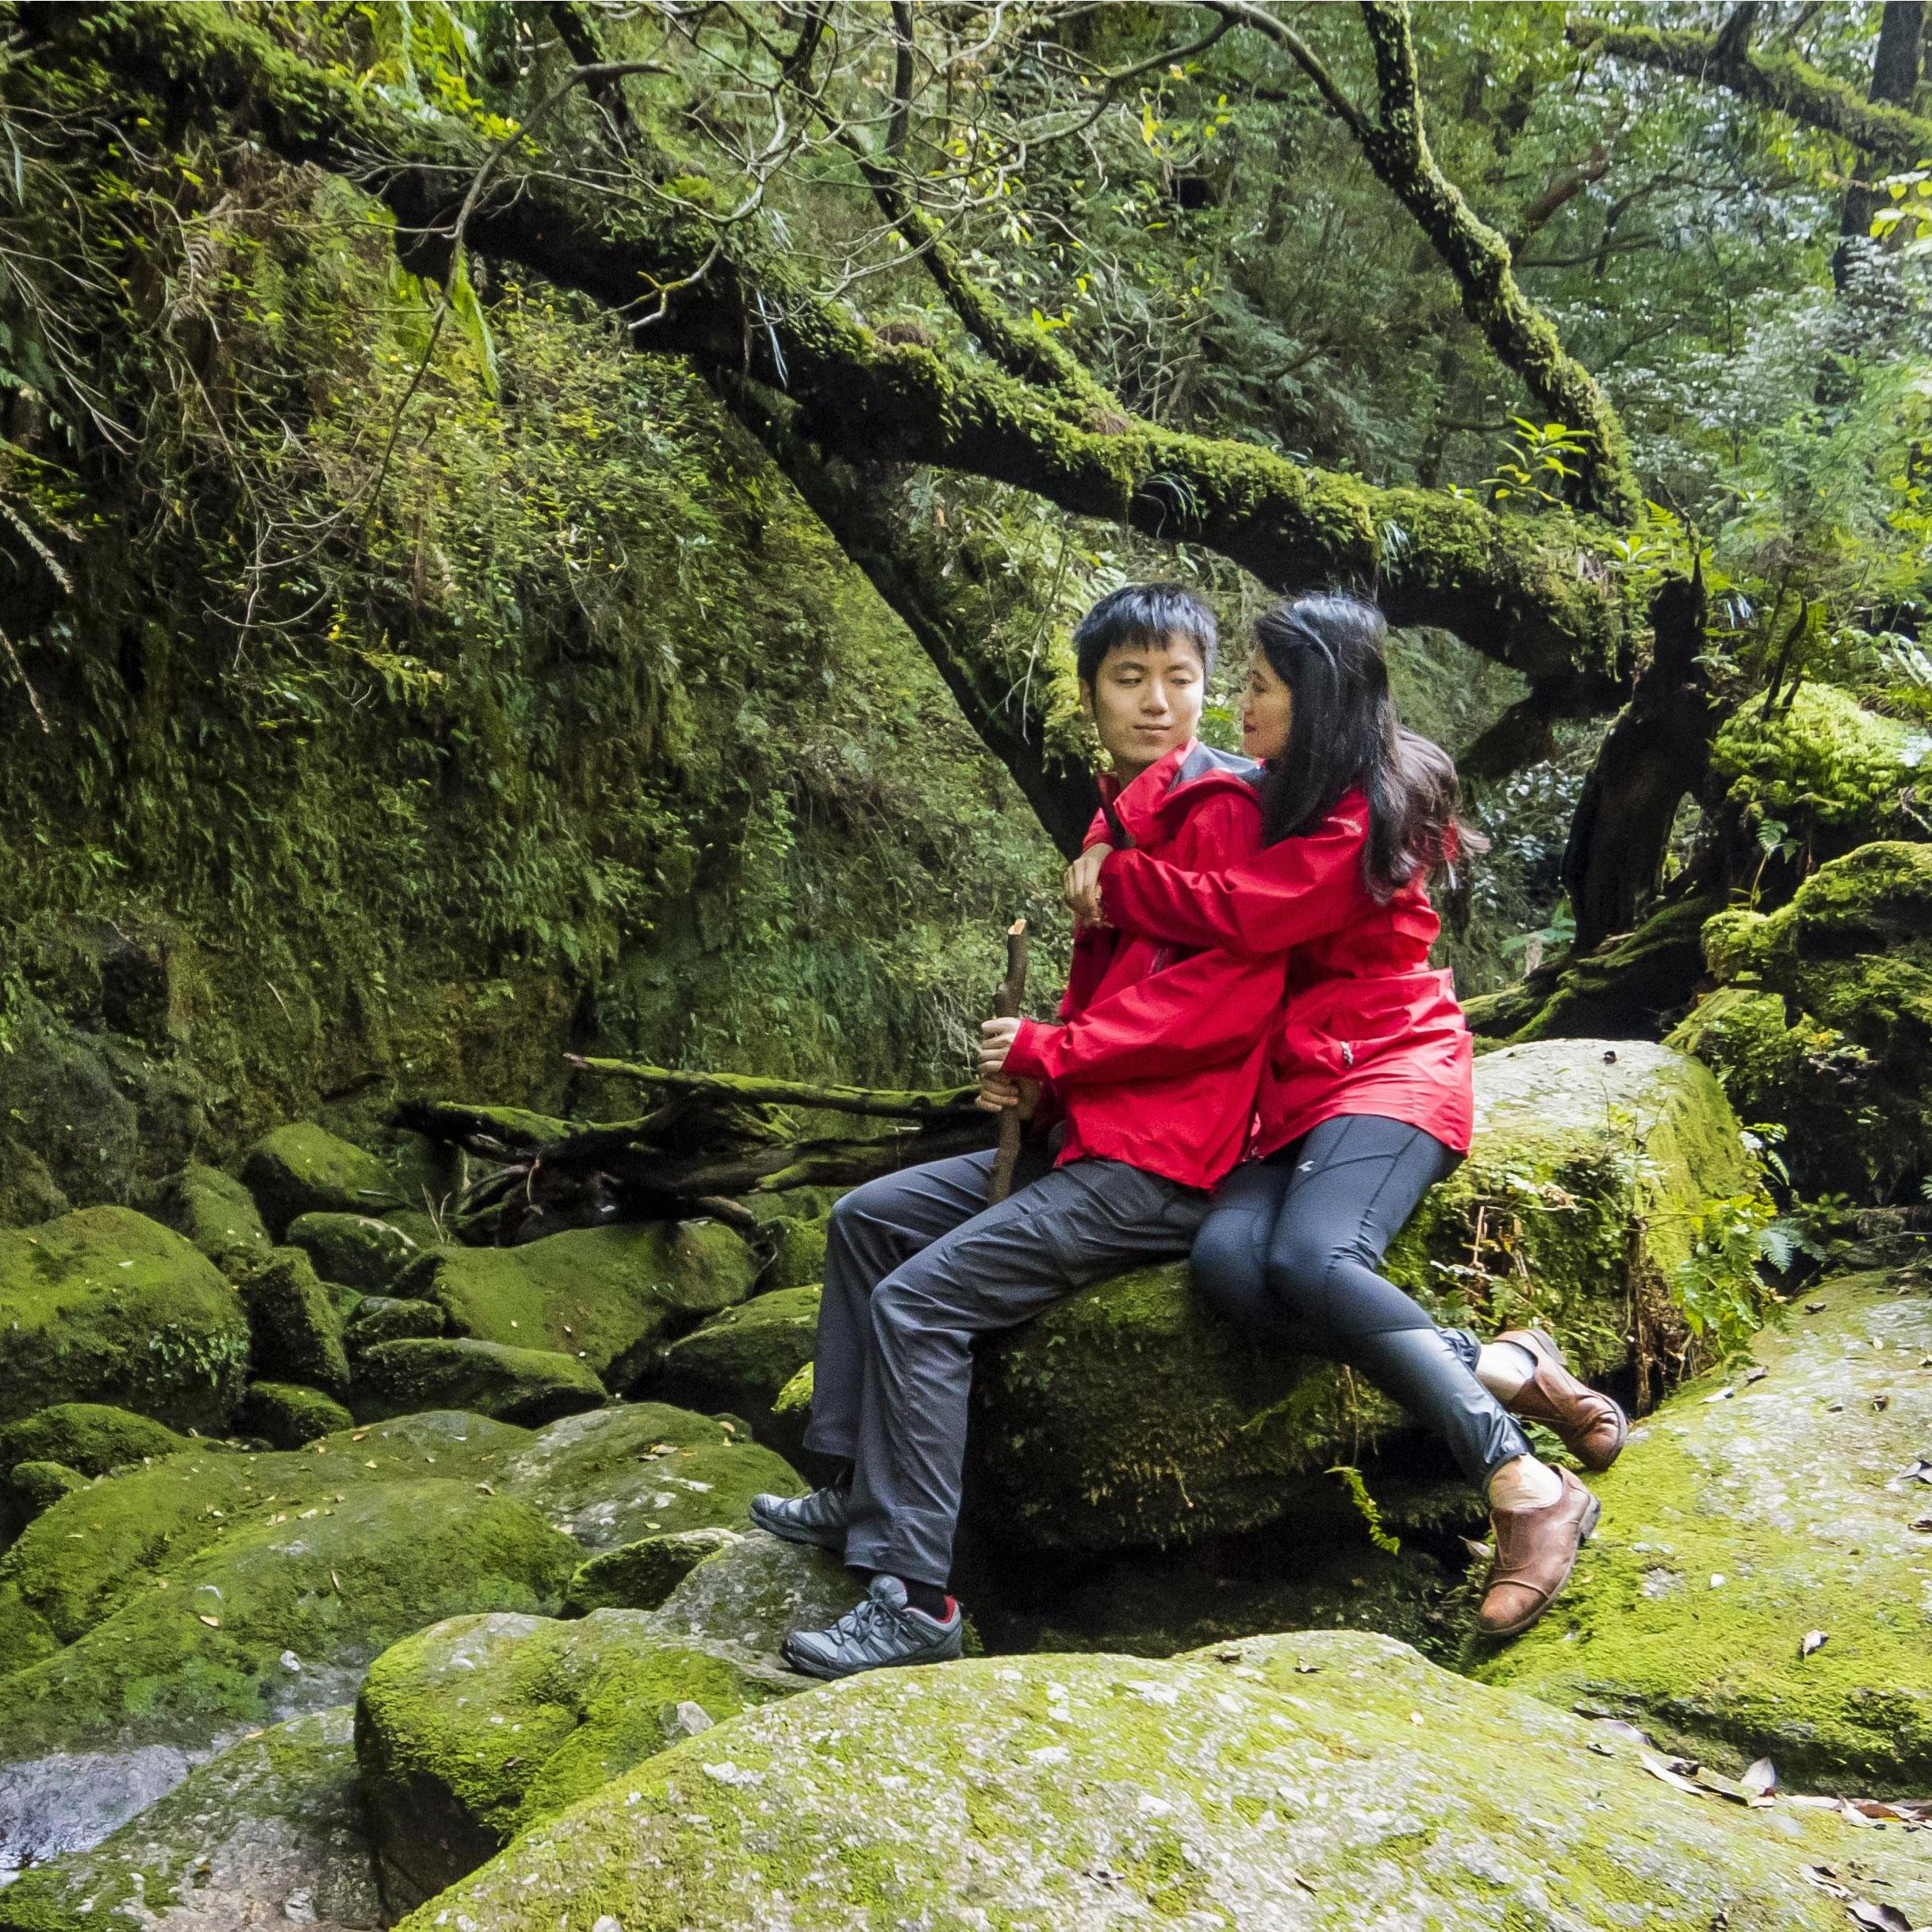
356, 1608, 800, 1916
1669, 840, 1932, 1198
237, 1247, 351, 1397
2, 1461, 87, 1535
399, 1219, 759, 1388
1481, 1265, 1932, 1792
564, 1528, 742, 1613
496, 1403, 801, 1552
397, 1627, 1932, 1932
236, 1380, 355, 1448
152, 1162, 274, 1278
646, 1282, 822, 1459
0, 1704, 381, 1926
761, 1211, 830, 1292
0, 1403, 202, 1482
343, 1293, 447, 1352
0, 1206, 249, 1432
285, 1209, 428, 1291
972, 1038, 1765, 1552
240, 1124, 401, 1238
354, 1338, 607, 1427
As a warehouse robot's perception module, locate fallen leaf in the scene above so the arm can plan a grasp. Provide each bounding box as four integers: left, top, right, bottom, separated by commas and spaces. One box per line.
1801, 1629, 1829, 1658
1742, 1758, 1777, 1798
477, 1482, 494, 1495
1746, 1367, 1769, 1384
1911, 1517, 1932, 1533
1904, 1461, 1932, 1485
330, 1570, 342, 1593
1639, 1749, 1708, 1796
1875, 1395, 1892, 1413
1801, 1866, 1851, 1901
198, 1614, 220, 1627
1806, 1301, 1828, 1313
1704, 1389, 1735, 1404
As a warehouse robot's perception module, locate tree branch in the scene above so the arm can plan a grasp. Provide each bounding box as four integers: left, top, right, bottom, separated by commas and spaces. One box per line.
1568, 14, 1932, 168
44, 1, 1641, 688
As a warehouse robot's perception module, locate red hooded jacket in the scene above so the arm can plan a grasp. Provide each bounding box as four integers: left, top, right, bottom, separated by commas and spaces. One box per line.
1095, 786, 1474, 1157
1001, 742, 1283, 1191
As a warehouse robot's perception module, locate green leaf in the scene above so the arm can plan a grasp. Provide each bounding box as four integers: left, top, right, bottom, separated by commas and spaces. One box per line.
446, 249, 499, 401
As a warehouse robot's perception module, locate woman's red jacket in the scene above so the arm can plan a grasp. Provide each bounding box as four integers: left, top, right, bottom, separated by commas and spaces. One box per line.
1095, 785, 1475, 1157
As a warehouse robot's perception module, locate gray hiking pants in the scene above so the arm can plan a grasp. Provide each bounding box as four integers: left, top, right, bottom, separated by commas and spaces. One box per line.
803, 1143, 1209, 1587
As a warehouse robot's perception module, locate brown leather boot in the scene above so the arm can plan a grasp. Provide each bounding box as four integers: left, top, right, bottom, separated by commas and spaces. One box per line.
1477, 1466, 1600, 1639
1495, 1328, 1628, 1470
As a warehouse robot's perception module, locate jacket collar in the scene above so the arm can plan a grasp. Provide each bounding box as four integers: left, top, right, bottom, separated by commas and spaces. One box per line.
1095, 740, 1197, 847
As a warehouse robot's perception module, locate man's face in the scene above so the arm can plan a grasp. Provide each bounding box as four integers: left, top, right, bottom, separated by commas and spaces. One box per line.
1079, 632, 1206, 779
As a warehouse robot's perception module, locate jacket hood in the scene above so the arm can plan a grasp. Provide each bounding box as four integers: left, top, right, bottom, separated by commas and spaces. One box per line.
1091, 741, 1262, 849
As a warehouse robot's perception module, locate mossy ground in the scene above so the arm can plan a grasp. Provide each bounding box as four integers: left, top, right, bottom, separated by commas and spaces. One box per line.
1479, 1265, 1932, 1791
0, 1207, 250, 1432
394, 1628, 1932, 1932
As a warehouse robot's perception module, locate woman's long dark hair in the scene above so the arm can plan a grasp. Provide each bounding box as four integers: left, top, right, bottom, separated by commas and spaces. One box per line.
1252, 592, 1489, 898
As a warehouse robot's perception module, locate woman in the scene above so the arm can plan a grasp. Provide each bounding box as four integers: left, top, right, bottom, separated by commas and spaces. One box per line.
1062, 591, 1627, 1639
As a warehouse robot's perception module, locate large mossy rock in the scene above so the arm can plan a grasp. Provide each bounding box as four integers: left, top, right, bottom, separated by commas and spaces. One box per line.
0, 1402, 776, 1869
238, 1246, 352, 1397
972, 1039, 1764, 1552
1669, 840, 1932, 1198
398, 1219, 759, 1387
0, 1705, 381, 1924
241, 1124, 401, 1238
286, 1209, 430, 1292
0, 1207, 250, 1432
357, 1600, 807, 1915
0, 1402, 204, 1482
1480, 1265, 1932, 1792
396, 1627, 1932, 1932
152, 1162, 274, 1279
354, 1337, 607, 1426
646, 1282, 822, 1459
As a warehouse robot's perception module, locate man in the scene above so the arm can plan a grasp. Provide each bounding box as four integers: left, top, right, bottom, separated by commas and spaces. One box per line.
750, 582, 1282, 1678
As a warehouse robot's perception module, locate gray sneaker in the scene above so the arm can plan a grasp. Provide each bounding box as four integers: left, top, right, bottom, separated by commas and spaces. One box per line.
781, 1573, 963, 1680
749, 1482, 851, 1552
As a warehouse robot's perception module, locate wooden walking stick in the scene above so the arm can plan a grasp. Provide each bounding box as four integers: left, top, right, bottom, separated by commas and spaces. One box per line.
987, 917, 1036, 1203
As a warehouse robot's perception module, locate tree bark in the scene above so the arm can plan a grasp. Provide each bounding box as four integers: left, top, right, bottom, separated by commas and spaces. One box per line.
43, 1, 1643, 691
1830, 1, 1924, 297
1560, 569, 1721, 954
1568, 15, 1932, 168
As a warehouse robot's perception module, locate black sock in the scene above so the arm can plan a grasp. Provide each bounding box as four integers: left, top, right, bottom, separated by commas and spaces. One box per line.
899, 1577, 952, 1620
830, 1459, 854, 1491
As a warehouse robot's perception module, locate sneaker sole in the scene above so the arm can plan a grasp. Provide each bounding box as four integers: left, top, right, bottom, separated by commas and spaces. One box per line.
749, 1500, 847, 1552
1480, 1490, 1601, 1641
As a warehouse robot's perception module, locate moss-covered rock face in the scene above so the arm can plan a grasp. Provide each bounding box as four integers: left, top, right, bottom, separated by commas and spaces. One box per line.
399, 1220, 759, 1390
0, 1207, 249, 1432
565, 1528, 742, 1615
343, 1294, 447, 1353
973, 1039, 1765, 1552
646, 1283, 822, 1459
236, 1380, 355, 1448
1670, 841, 1932, 1198
1480, 1266, 1932, 1791
238, 1247, 351, 1397
762, 1213, 830, 1293
0, 1704, 381, 1925
497, 1405, 802, 1553
241, 1124, 401, 1238
285, 1209, 428, 1292
397, 1628, 1932, 1932
353, 1339, 608, 1427
152, 1162, 274, 1279
356, 1607, 803, 1916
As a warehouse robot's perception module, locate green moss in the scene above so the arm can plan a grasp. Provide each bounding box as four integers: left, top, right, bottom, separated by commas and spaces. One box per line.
354, 1338, 608, 1427
0, 1401, 203, 1480
1480, 1267, 1932, 1791
393, 1629, 1932, 1932
646, 1284, 822, 1458
357, 1608, 795, 1915
4, 1459, 88, 1526
236, 1380, 355, 1447
153, 1163, 274, 1278
0, 1206, 249, 1432
563, 1528, 742, 1614
285, 1210, 427, 1291
343, 1294, 447, 1351
239, 1247, 351, 1397
241, 1125, 401, 1237
397, 1220, 758, 1389
762, 1212, 830, 1293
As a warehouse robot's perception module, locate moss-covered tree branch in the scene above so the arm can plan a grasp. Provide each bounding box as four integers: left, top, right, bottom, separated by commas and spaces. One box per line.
1568, 15, 1932, 169
41, 1, 1638, 689
1215, 0, 1640, 523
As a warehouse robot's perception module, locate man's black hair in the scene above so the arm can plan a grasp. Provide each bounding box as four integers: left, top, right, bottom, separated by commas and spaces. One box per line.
1072, 582, 1218, 688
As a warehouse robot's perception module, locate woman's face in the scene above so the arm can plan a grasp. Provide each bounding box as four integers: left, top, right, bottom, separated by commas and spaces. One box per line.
1240, 646, 1294, 761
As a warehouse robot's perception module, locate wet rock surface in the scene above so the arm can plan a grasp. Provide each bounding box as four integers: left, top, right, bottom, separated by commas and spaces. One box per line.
1481, 1263, 1932, 1791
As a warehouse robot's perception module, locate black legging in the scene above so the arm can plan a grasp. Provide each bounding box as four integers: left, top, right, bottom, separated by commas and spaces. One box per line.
1190, 1112, 1530, 1489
